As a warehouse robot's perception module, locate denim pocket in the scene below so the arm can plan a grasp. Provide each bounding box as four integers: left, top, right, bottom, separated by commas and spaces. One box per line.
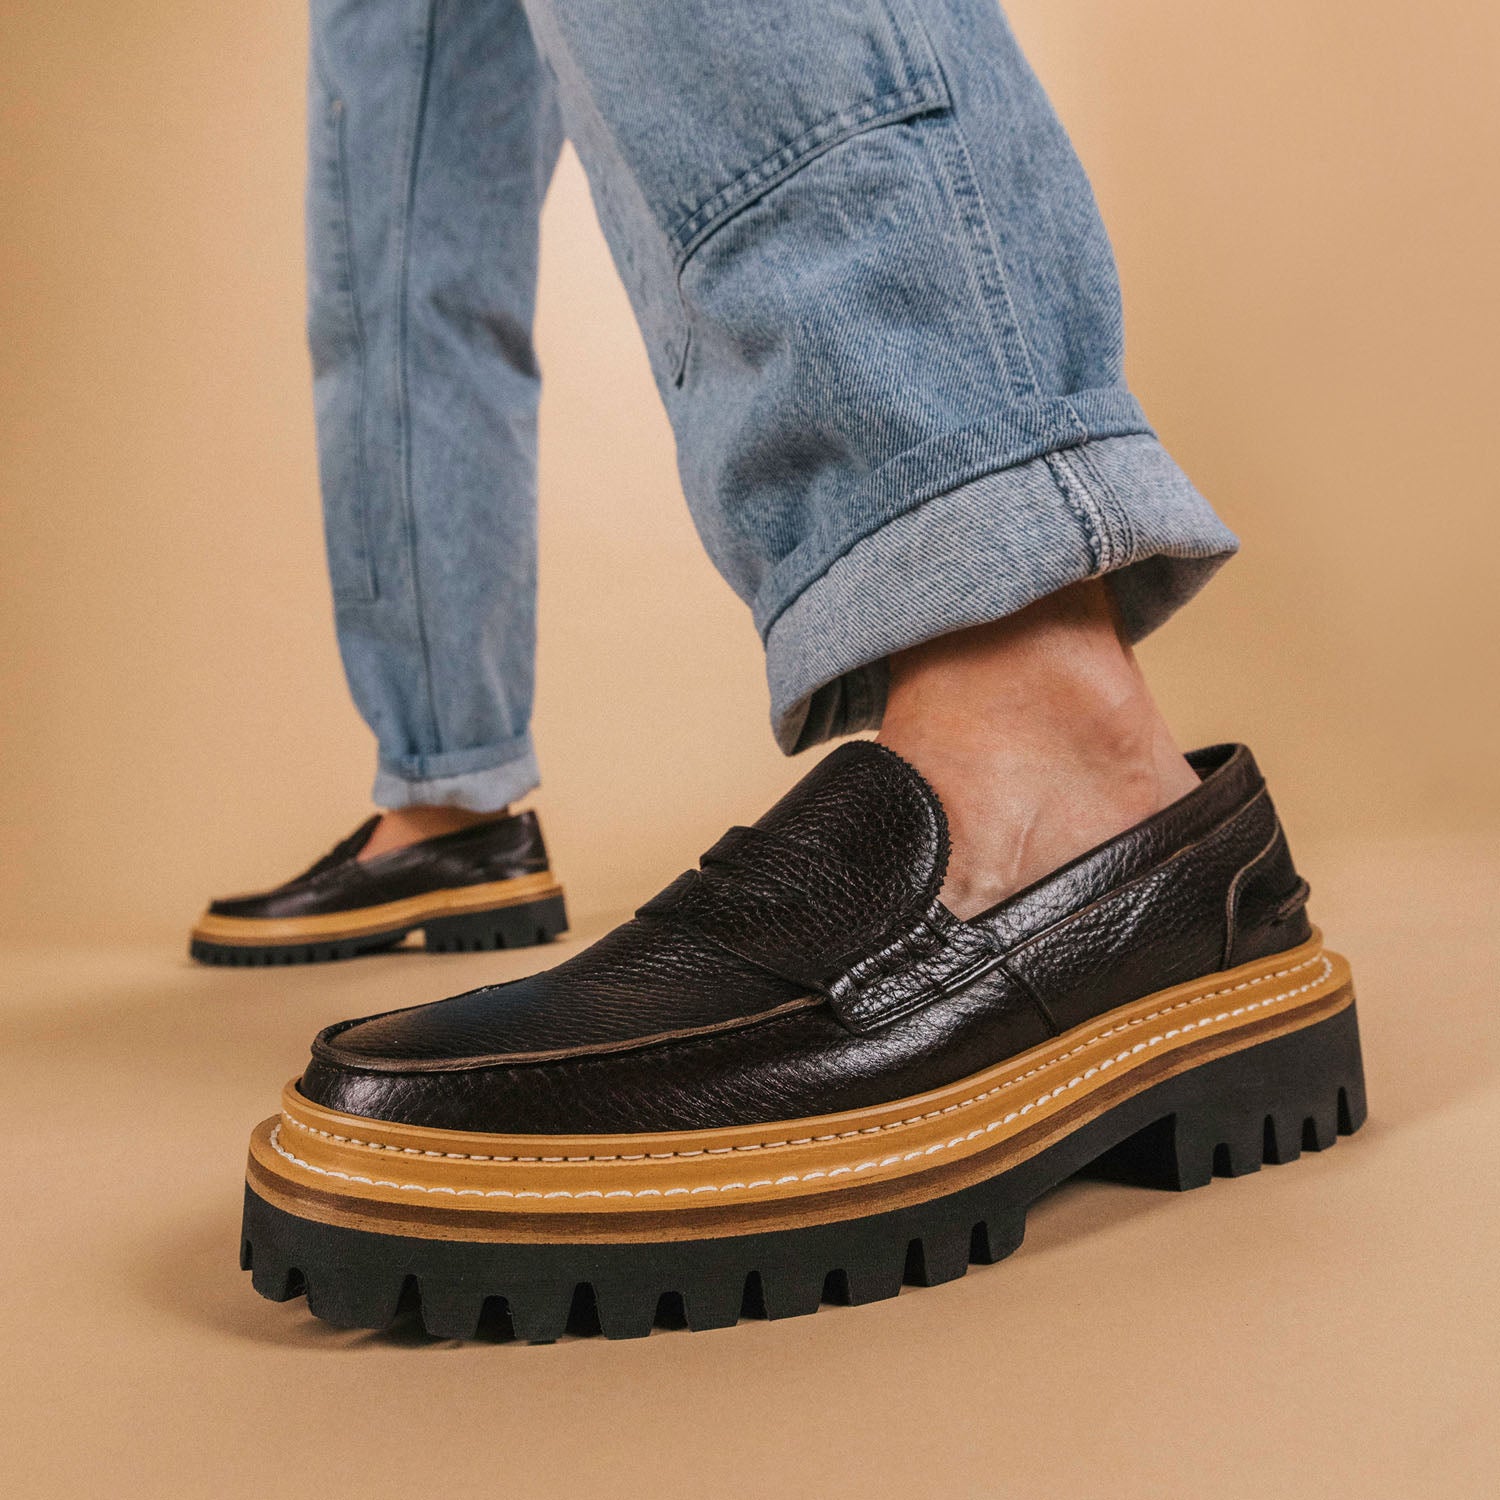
306, 78, 376, 602
540, 0, 951, 392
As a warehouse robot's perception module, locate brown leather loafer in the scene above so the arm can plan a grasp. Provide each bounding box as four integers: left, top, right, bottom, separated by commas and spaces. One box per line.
240, 743, 1365, 1337
192, 811, 567, 965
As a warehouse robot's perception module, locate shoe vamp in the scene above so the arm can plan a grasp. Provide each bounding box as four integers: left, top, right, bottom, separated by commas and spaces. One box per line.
298, 962, 1050, 1133
317, 916, 810, 1065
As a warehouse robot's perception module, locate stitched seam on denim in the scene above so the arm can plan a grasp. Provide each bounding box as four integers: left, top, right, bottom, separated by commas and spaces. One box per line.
1045, 448, 1112, 571
269, 955, 1333, 1185
392, 3, 443, 750
880, 0, 943, 91
1074, 440, 1138, 563
906, 112, 1036, 403
668, 81, 946, 265
927, 116, 1057, 411
902, 0, 1081, 430
324, 97, 378, 601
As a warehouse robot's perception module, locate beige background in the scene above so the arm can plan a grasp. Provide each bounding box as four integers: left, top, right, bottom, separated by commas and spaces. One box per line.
1, 3, 1498, 1498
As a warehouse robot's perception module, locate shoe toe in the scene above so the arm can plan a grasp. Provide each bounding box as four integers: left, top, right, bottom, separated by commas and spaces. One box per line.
206, 891, 278, 919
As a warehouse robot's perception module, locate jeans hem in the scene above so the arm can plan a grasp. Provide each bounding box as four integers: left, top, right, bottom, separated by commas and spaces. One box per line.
764, 432, 1239, 754
748, 386, 1151, 640
372, 736, 540, 813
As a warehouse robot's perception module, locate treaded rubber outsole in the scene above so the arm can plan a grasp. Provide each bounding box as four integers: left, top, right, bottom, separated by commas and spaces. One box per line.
240, 999, 1366, 1340
192, 894, 569, 966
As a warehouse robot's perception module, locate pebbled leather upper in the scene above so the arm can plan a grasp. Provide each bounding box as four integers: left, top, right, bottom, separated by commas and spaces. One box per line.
209, 810, 551, 920
299, 742, 1312, 1133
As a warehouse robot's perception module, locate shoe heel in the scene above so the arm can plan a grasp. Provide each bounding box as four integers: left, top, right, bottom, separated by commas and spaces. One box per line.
1086, 999, 1368, 1192
423, 893, 569, 953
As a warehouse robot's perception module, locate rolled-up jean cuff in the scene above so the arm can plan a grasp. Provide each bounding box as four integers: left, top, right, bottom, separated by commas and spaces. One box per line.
764, 432, 1240, 754
372, 734, 540, 813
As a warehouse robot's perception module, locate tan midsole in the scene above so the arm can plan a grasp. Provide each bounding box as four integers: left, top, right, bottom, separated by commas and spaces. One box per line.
247, 933, 1350, 1239
193, 872, 562, 946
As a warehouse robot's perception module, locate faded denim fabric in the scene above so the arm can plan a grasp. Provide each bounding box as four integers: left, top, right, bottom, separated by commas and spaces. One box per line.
309, 0, 1238, 807
309, 0, 561, 810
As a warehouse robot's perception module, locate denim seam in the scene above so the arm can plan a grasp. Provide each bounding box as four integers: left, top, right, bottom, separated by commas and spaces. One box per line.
765, 447, 1110, 669
900, 2, 1086, 449
943, 112, 1084, 453
393, 2, 443, 750
326, 96, 378, 602
1073, 439, 1137, 563
1044, 448, 1114, 572
912, 112, 1039, 406
880, 0, 944, 84
667, 81, 949, 266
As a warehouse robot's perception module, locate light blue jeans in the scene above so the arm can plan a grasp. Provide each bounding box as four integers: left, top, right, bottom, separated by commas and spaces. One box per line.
309, 0, 1238, 812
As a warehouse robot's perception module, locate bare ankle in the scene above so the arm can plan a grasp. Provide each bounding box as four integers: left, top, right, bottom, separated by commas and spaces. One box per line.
360, 804, 508, 862
877, 581, 1198, 917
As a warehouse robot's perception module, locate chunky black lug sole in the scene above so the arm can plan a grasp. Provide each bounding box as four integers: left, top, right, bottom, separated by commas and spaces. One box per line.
241, 999, 1366, 1340
192, 893, 569, 967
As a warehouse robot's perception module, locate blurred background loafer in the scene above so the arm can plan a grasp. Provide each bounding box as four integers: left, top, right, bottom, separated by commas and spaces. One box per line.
190, 810, 567, 965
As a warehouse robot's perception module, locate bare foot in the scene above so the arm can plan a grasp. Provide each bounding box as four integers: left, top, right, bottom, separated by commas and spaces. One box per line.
878, 580, 1199, 918
359, 805, 509, 862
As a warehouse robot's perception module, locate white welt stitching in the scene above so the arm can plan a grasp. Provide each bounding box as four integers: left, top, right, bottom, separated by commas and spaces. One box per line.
267, 956, 1334, 1200
282, 952, 1328, 1163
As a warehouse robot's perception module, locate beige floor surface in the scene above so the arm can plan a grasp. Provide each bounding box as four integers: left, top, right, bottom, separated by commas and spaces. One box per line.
2, 833, 1496, 1499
